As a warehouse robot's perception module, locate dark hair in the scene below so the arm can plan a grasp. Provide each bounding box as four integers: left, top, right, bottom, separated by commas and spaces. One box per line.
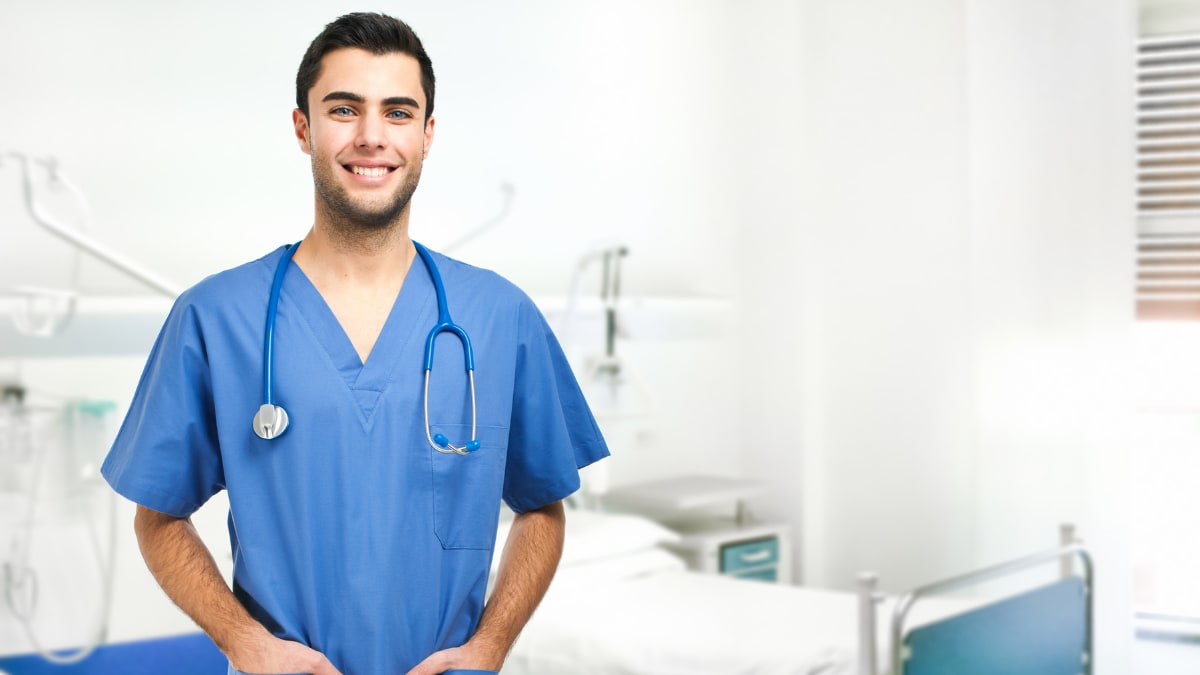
295, 12, 436, 120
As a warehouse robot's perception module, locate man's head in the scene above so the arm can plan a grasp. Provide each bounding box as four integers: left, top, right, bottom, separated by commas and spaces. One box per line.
296, 12, 435, 122
292, 14, 437, 233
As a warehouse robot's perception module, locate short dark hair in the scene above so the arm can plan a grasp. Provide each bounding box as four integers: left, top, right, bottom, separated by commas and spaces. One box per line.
295, 12, 436, 120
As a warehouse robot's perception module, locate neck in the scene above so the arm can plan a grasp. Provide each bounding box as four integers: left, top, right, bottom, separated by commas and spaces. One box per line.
293, 216, 415, 291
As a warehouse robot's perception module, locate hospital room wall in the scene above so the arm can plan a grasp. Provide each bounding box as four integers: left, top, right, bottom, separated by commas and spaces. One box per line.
734, 1, 1134, 672
735, 0, 978, 589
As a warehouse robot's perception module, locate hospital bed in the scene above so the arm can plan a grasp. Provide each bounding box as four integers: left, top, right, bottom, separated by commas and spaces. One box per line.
498, 510, 1092, 675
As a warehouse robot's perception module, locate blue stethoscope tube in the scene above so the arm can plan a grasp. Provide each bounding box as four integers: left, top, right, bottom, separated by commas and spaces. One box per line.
414, 242, 480, 455
252, 240, 479, 455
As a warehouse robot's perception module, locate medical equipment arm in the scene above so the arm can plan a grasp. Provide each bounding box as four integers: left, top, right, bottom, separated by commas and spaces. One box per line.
406, 500, 566, 675
132, 506, 343, 675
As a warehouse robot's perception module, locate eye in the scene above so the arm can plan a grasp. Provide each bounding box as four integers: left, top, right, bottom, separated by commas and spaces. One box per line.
330, 106, 355, 117
387, 109, 414, 120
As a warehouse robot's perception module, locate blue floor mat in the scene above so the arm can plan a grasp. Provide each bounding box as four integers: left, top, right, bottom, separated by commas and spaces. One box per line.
0, 632, 226, 674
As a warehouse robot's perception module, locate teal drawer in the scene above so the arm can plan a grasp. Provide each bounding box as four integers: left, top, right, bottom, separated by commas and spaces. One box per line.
719, 536, 779, 574
731, 567, 778, 583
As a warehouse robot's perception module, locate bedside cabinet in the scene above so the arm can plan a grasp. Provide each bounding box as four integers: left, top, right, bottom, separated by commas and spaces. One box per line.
603, 475, 793, 585
667, 518, 792, 584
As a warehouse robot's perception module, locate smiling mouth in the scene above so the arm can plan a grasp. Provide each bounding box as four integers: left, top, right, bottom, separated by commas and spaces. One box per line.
347, 165, 393, 177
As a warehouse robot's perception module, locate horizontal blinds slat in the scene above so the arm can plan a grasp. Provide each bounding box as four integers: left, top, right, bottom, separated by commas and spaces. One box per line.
1138, 93, 1200, 106
1139, 34, 1200, 48
1137, 292, 1200, 300
1138, 150, 1200, 163
1140, 140, 1200, 152
1139, 122, 1200, 135
1139, 64, 1200, 78
1138, 208, 1200, 218
1138, 108, 1200, 121
1139, 197, 1200, 207
1138, 234, 1200, 244
1139, 165, 1200, 177
1138, 251, 1200, 260
1139, 181, 1200, 191
1140, 77, 1200, 91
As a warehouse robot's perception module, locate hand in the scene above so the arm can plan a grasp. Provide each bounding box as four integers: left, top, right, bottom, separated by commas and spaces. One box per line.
228, 632, 342, 675
405, 643, 503, 675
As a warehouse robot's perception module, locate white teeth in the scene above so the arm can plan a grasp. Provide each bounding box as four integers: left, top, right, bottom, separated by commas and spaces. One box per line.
351, 166, 389, 177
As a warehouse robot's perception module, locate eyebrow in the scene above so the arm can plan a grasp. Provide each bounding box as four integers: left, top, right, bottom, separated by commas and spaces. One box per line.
321, 91, 421, 109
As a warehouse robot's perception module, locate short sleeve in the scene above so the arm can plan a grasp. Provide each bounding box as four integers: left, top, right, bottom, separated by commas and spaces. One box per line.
100, 298, 224, 517
502, 300, 609, 513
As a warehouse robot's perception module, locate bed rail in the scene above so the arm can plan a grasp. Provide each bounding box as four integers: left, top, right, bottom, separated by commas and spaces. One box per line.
858, 525, 1093, 675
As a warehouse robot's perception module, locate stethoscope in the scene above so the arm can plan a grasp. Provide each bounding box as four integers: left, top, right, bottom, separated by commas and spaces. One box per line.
252, 240, 480, 455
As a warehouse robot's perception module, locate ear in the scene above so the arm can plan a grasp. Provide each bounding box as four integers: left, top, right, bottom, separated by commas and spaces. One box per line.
422, 115, 436, 159
293, 109, 312, 155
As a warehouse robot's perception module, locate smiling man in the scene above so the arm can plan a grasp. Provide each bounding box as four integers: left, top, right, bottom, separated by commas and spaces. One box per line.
100, 13, 608, 675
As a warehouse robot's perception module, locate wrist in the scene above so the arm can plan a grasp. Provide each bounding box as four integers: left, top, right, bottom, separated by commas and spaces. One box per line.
214, 619, 276, 664
462, 634, 508, 670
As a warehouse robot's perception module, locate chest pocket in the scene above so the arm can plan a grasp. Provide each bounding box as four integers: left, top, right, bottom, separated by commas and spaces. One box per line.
430, 424, 508, 550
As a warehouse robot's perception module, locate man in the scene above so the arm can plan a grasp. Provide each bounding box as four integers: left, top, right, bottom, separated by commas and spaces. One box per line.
101, 12, 608, 675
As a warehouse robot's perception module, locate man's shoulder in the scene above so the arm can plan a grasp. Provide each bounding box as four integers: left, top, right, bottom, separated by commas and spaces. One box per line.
175, 246, 287, 310
430, 249, 530, 306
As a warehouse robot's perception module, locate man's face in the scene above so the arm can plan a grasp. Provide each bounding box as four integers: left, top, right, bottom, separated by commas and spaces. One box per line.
292, 48, 434, 230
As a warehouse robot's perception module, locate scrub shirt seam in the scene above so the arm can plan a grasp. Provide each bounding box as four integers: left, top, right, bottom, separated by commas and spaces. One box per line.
283, 287, 379, 433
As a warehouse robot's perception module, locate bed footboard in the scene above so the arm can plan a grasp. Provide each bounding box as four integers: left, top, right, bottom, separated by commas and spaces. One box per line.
858, 525, 1093, 675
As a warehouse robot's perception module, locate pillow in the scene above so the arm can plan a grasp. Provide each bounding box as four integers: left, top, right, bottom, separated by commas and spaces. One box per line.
493, 509, 680, 572
560, 509, 681, 566
552, 547, 687, 587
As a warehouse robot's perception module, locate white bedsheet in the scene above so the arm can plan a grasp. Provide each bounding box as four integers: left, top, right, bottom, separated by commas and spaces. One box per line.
495, 510, 974, 675
506, 568, 864, 675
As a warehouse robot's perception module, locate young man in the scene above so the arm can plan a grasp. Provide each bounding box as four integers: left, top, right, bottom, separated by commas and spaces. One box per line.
101, 13, 608, 675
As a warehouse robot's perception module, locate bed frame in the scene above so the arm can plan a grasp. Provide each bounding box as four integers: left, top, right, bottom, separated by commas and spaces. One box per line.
856, 524, 1093, 675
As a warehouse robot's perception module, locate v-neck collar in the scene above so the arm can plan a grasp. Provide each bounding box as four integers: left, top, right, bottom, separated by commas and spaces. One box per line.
280, 248, 437, 423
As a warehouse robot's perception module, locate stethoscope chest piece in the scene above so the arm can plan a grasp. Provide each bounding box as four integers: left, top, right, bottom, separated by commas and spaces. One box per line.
253, 403, 289, 440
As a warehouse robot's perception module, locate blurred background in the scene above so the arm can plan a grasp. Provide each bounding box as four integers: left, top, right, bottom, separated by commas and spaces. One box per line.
1, 0, 1196, 673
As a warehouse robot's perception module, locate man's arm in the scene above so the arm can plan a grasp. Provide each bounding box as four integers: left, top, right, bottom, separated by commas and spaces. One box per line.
406, 500, 566, 674
133, 505, 342, 675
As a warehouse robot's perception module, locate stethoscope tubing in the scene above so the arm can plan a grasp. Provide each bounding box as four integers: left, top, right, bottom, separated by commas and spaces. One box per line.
414, 241, 478, 454
255, 240, 478, 453
263, 242, 300, 406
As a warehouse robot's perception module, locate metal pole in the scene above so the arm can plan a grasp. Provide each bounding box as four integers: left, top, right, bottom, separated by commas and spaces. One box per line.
857, 572, 879, 675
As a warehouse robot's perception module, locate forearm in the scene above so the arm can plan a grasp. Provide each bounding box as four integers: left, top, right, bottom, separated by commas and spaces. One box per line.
133, 505, 269, 659
470, 501, 566, 667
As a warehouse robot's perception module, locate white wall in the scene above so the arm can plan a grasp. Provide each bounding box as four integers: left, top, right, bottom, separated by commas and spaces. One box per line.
966, 2, 1134, 667
737, 1, 1134, 673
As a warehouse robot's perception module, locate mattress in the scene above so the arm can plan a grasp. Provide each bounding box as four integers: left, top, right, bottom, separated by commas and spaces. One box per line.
496, 510, 975, 675
506, 566, 864, 675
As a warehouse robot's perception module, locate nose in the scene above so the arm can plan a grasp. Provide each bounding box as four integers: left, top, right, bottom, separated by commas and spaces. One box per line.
355, 114, 386, 149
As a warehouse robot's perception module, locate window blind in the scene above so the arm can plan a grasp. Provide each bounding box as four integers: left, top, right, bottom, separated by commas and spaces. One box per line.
1138, 34, 1200, 320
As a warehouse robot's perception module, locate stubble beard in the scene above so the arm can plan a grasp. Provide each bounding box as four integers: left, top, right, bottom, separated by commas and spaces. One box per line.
311, 154, 423, 244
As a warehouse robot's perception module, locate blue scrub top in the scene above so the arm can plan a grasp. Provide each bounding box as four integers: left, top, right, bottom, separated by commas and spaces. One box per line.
101, 245, 609, 675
